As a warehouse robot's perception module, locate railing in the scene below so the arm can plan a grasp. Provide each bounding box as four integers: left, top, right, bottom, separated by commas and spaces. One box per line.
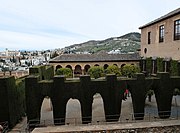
27, 110, 180, 131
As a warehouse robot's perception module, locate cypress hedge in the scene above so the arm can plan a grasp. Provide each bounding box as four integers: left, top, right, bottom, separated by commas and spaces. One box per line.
0, 76, 26, 128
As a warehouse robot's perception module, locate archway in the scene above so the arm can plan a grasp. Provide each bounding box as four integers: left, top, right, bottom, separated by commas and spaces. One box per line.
121, 64, 126, 68
65, 98, 82, 125
113, 64, 118, 67
40, 97, 54, 126
168, 88, 180, 118
84, 65, 91, 75
103, 64, 109, 69
92, 93, 105, 123
66, 65, 72, 70
144, 91, 158, 118
56, 65, 62, 71
74, 65, 82, 77
94, 64, 99, 66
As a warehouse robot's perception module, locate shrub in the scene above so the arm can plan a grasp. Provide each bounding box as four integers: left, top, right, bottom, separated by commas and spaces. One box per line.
121, 64, 140, 77
56, 68, 73, 78
105, 65, 121, 76
88, 66, 104, 79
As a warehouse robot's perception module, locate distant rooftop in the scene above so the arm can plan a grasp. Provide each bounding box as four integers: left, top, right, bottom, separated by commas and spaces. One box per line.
139, 8, 180, 29
49, 53, 140, 63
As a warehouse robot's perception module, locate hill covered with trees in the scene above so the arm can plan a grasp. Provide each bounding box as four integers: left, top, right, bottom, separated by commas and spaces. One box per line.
63, 32, 141, 54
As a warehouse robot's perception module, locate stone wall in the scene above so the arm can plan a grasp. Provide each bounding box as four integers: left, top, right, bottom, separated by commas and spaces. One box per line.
140, 14, 180, 60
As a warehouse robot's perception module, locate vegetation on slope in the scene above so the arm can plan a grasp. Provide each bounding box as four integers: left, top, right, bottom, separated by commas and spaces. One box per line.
63, 32, 141, 54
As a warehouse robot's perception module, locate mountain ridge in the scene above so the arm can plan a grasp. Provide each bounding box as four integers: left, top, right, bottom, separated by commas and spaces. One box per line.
63, 32, 141, 54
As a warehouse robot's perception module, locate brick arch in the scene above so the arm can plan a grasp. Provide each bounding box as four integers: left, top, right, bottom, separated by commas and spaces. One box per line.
121, 64, 126, 68
94, 64, 99, 66
103, 64, 109, 69
113, 64, 118, 67
84, 64, 91, 74
55, 65, 62, 71
74, 65, 82, 76
66, 65, 72, 70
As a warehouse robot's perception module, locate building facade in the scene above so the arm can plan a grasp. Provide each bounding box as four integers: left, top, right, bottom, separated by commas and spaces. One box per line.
139, 8, 180, 60
49, 53, 140, 77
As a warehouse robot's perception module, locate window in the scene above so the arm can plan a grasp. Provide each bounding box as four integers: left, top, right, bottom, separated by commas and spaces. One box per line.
174, 19, 180, 40
148, 32, 151, 44
159, 25, 164, 42
144, 48, 147, 54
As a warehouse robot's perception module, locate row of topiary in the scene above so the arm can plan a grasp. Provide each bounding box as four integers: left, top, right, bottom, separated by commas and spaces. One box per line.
56, 64, 140, 79
56, 64, 180, 96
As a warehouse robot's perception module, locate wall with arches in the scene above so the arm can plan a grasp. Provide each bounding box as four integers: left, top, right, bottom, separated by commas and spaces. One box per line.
51, 61, 138, 77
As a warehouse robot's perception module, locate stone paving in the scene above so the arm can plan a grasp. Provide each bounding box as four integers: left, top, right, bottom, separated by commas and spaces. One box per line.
32, 120, 180, 133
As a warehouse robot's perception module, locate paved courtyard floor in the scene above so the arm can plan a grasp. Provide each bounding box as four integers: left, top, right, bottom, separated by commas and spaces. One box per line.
32, 119, 180, 133
9, 94, 180, 132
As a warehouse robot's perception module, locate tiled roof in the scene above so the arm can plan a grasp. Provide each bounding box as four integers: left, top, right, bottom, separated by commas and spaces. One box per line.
139, 8, 180, 29
49, 53, 140, 63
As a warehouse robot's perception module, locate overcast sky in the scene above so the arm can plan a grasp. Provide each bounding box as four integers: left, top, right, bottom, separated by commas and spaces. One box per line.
0, 0, 179, 51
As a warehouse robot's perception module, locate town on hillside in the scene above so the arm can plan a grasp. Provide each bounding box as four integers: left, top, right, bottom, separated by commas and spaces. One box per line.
0, 32, 141, 78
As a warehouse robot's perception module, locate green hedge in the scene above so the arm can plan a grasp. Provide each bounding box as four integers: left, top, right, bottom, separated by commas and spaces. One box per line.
170, 60, 178, 76
29, 65, 54, 80
145, 57, 179, 76
0, 76, 26, 128
146, 57, 152, 74
56, 68, 73, 78
157, 58, 164, 72
44, 66, 54, 79
15, 76, 26, 117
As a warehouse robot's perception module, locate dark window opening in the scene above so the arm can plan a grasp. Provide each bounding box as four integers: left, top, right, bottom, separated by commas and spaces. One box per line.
66, 65, 72, 70
159, 25, 164, 42
174, 19, 180, 40
56, 65, 62, 71
148, 32, 151, 44
84, 65, 90, 74
103, 64, 109, 69
144, 48, 147, 54
121, 64, 126, 68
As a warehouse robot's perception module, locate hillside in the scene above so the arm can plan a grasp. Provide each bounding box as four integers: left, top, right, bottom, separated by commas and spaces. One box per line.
63, 32, 141, 54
